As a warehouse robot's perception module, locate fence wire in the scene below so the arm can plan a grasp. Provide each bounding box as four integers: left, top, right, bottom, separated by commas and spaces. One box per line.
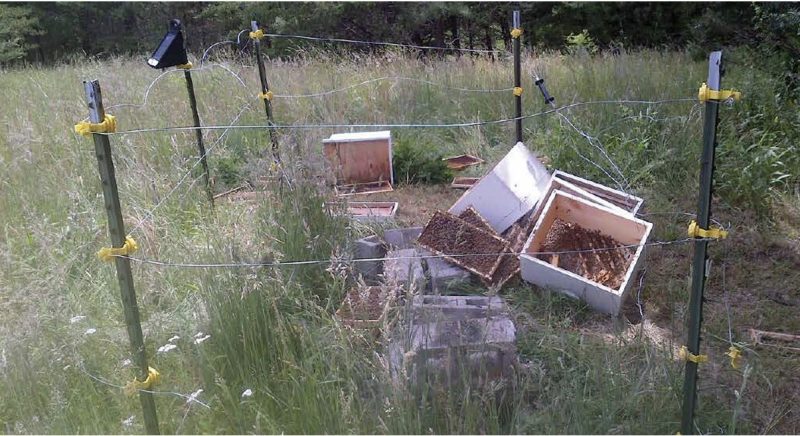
116, 237, 715, 270
101, 98, 697, 136
263, 32, 508, 55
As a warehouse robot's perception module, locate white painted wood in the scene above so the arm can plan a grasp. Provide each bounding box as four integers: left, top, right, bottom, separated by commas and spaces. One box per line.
553, 170, 644, 215
520, 190, 653, 315
527, 175, 628, 231
323, 130, 391, 143
449, 142, 550, 234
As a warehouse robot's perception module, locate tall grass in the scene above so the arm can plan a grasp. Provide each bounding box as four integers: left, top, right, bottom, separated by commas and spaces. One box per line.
1, 49, 797, 433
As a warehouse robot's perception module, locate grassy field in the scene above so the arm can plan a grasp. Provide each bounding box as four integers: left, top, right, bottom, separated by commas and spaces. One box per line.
1, 48, 799, 434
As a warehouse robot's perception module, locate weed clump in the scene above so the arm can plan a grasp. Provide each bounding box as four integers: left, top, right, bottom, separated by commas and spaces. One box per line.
392, 134, 453, 185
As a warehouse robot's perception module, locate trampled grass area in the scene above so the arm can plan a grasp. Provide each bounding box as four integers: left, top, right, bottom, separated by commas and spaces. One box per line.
1, 49, 799, 434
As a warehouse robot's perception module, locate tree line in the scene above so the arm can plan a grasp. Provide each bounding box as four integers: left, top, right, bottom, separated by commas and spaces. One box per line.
0, 2, 797, 81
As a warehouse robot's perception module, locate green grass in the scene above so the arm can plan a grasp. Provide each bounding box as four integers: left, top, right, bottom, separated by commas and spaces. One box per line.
1, 49, 799, 434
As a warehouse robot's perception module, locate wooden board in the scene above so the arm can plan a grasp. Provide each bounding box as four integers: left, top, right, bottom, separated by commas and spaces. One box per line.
334, 180, 394, 197
323, 132, 394, 186
442, 154, 485, 171
348, 201, 398, 222
451, 176, 480, 189
519, 190, 652, 315
553, 170, 644, 215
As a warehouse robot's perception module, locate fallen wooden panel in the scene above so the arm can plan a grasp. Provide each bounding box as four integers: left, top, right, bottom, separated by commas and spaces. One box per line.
749, 329, 800, 352
553, 170, 643, 215
346, 201, 398, 222
520, 190, 652, 315
323, 130, 394, 189
449, 142, 550, 234
335, 180, 394, 196
417, 211, 509, 281
443, 154, 484, 171
213, 184, 249, 200
451, 176, 480, 190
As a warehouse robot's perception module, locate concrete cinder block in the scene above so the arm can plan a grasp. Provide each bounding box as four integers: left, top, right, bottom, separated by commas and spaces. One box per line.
383, 249, 425, 290
411, 295, 508, 322
383, 227, 423, 249
425, 256, 473, 293
354, 235, 385, 282
398, 316, 517, 386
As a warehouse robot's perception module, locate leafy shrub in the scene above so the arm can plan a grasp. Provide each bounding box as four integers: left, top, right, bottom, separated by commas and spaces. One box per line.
392, 135, 453, 185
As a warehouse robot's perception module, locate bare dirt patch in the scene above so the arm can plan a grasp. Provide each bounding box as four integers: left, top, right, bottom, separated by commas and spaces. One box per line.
534, 218, 635, 289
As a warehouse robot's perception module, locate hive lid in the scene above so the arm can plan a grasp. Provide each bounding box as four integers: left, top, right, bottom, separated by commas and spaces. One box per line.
323, 130, 392, 143
449, 142, 550, 234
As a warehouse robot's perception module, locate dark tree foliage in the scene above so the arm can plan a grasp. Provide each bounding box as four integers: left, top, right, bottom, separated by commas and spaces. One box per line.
0, 1, 796, 72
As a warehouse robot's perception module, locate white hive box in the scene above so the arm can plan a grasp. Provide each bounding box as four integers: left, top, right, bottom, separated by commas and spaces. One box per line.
553, 170, 643, 216
527, 173, 629, 230
323, 131, 394, 194
449, 142, 550, 234
520, 190, 653, 315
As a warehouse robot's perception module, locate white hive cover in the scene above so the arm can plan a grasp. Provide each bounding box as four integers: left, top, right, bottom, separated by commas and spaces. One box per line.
449, 142, 550, 234
323, 130, 391, 143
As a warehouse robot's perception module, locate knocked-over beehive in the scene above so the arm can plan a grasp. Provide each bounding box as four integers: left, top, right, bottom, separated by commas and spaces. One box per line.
520, 190, 652, 315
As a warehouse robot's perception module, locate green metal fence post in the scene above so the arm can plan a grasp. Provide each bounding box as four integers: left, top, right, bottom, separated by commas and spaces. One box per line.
83, 79, 160, 435
681, 50, 723, 435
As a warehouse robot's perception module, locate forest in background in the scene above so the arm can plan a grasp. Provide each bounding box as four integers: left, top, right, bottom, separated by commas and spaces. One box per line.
0, 3, 796, 67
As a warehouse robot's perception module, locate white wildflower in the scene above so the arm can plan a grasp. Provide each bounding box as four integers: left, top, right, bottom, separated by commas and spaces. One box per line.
241, 388, 253, 398
157, 343, 177, 354
70, 315, 86, 324
121, 358, 132, 368
122, 415, 135, 428
193, 334, 211, 345
168, 335, 180, 343
84, 328, 97, 336
186, 388, 204, 405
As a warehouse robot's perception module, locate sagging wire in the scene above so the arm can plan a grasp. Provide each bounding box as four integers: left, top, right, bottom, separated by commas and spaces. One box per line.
272, 76, 515, 99
529, 70, 630, 192
126, 103, 253, 237
100, 98, 697, 137
118, 237, 712, 270
106, 63, 248, 113
199, 29, 250, 67
263, 32, 508, 55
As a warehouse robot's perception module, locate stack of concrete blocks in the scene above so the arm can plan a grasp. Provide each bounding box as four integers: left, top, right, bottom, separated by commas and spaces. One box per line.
353, 235, 385, 285
387, 295, 516, 389
353, 226, 474, 293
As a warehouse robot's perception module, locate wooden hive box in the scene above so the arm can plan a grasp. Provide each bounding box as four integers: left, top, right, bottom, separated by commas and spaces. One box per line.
552, 170, 644, 216
519, 190, 653, 315
323, 131, 394, 195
